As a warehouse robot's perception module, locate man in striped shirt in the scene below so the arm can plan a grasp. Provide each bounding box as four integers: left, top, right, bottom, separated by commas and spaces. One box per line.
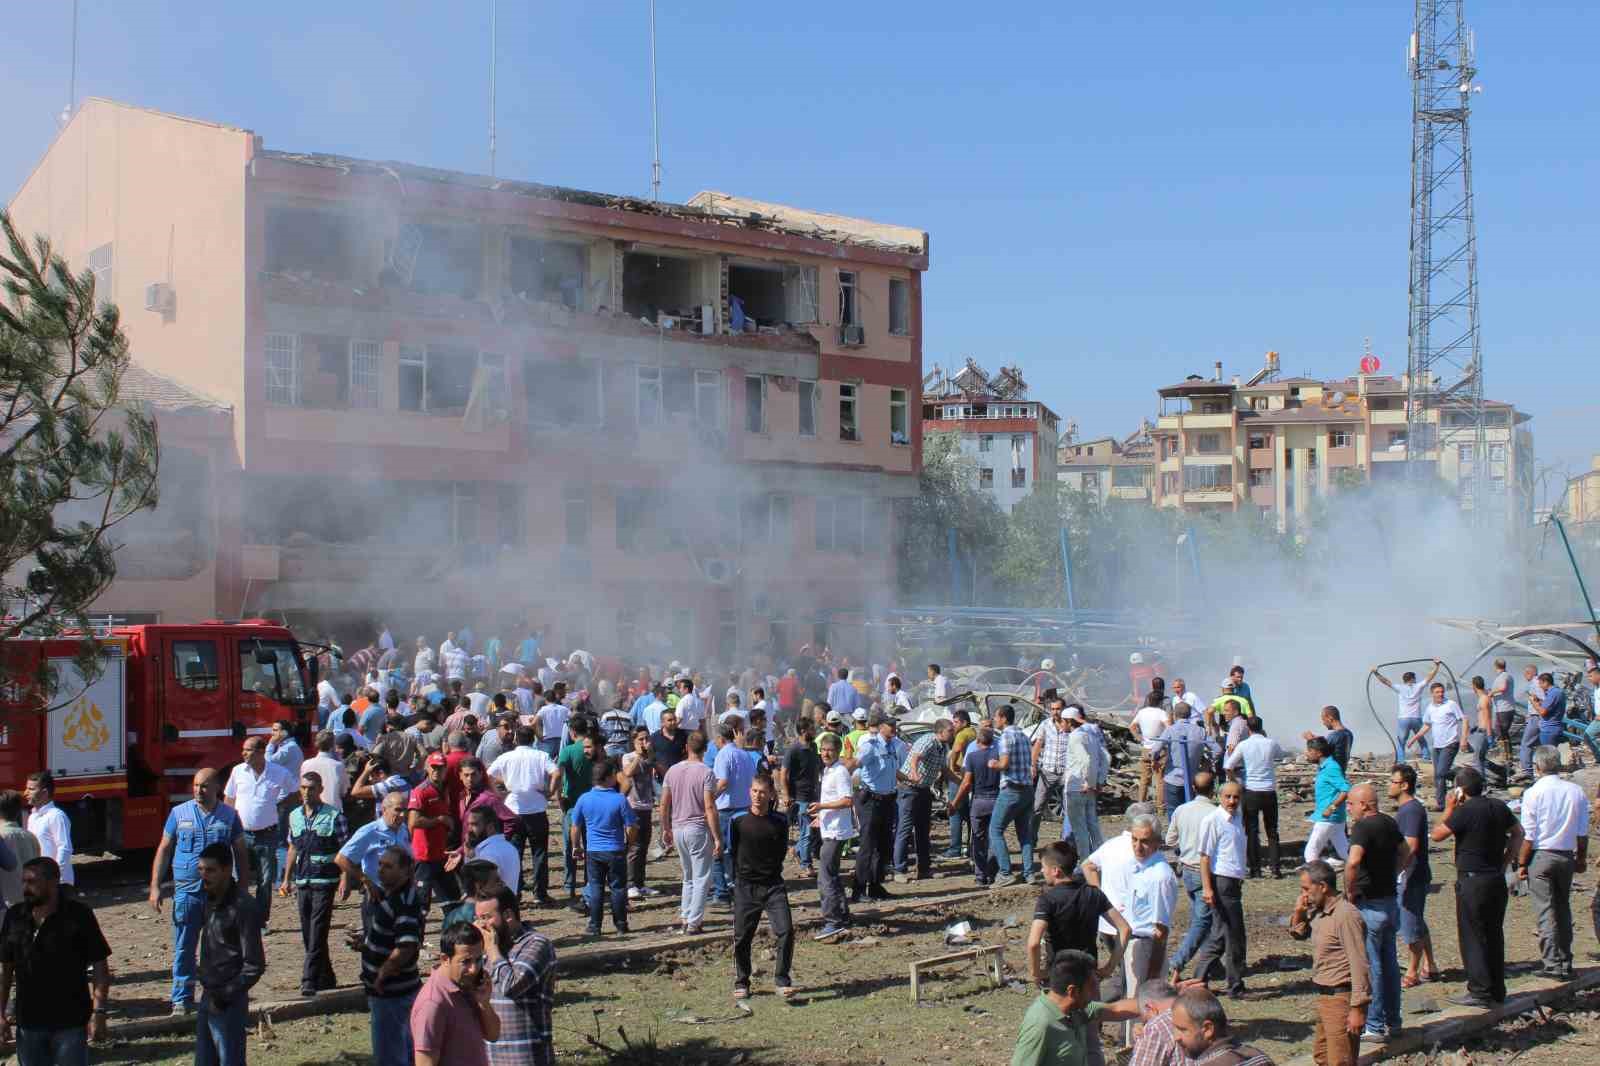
988, 704, 1036, 886
358, 845, 426, 1066
894, 720, 955, 881
474, 888, 558, 1066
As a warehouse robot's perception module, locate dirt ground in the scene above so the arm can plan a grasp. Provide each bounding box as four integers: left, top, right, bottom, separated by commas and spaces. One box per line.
43, 802, 1600, 1065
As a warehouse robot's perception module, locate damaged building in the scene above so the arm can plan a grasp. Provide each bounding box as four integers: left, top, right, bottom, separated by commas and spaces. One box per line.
7, 99, 929, 658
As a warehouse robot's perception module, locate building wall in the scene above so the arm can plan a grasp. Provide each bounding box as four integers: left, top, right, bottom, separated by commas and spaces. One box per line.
925, 418, 1045, 513
10, 99, 923, 645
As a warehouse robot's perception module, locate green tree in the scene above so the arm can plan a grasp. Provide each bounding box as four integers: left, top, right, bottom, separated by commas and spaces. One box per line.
896, 430, 1006, 602
0, 210, 160, 688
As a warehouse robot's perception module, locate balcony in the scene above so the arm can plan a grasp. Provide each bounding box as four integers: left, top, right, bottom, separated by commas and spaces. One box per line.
1180, 413, 1235, 430
1370, 409, 1407, 425
1182, 453, 1232, 466
1183, 489, 1235, 504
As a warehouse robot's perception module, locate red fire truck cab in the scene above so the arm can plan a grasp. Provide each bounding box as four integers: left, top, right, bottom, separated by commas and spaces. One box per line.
0, 621, 317, 854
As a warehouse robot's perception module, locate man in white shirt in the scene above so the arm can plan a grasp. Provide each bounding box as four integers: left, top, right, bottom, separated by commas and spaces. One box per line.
1062, 708, 1103, 857
300, 731, 349, 814
1374, 660, 1440, 762
24, 772, 73, 888
224, 737, 297, 922
1191, 782, 1249, 997
1170, 678, 1199, 719
1407, 682, 1470, 812
412, 636, 435, 678
466, 682, 492, 719
1165, 774, 1218, 984
315, 677, 340, 727
674, 678, 706, 735
1129, 694, 1170, 806
464, 806, 520, 894
813, 731, 857, 940
1108, 813, 1177, 1045
1517, 745, 1589, 980
490, 725, 560, 904
1224, 716, 1289, 878
928, 663, 951, 701
536, 695, 571, 759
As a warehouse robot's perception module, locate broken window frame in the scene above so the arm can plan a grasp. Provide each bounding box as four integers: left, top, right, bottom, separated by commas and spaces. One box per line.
838, 270, 860, 327
264, 333, 301, 405
507, 234, 588, 310
888, 278, 910, 336
396, 344, 488, 414
798, 380, 817, 438
623, 250, 706, 323
889, 388, 908, 445
783, 265, 819, 324
745, 375, 766, 434
839, 383, 860, 442
400, 222, 484, 299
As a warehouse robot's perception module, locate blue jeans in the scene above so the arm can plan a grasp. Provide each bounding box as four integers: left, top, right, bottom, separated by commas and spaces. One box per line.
1430, 746, 1460, 810
791, 802, 816, 867
242, 827, 279, 924
1396, 719, 1428, 762
1172, 866, 1214, 973
16, 1026, 87, 1066
893, 786, 934, 876
1538, 718, 1565, 748
196, 994, 248, 1066
171, 882, 206, 1006
368, 991, 418, 1066
1399, 870, 1431, 945
713, 807, 747, 901
945, 781, 968, 856
1520, 714, 1543, 772
1583, 719, 1600, 761
1359, 897, 1402, 1034
989, 785, 1034, 878
1066, 792, 1102, 859
585, 849, 628, 931
560, 808, 578, 893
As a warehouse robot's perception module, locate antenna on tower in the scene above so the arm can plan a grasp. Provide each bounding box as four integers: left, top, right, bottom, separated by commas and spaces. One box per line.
648, 0, 662, 201
488, 0, 498, 177
1406, 0, 1486, 521
59, 0, 78, 127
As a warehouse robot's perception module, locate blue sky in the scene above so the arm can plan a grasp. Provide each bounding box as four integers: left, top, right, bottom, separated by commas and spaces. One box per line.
5, 2, 1597, 499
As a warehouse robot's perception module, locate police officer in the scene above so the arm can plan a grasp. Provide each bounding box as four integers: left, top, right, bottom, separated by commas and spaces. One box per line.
148, 768, 248, 1016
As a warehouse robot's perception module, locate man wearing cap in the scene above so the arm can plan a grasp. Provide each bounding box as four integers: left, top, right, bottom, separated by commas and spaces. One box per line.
852, 713, 902, 902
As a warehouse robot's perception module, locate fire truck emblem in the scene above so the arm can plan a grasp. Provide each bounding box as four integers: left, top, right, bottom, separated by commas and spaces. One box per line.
63, 695, 110, 753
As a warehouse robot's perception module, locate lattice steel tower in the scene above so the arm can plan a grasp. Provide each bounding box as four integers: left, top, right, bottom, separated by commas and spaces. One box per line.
1406, 0, 1485, 515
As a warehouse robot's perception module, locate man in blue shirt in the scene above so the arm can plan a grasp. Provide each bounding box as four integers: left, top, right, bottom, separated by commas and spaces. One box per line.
987, 704, 1036, 887
571, 760, 637, 936
147, 768, 247, 1015
1534, 673, 1567, 748
1159, 704, 1216, 814
357, 694, 387, 747
711, 722, 761, 904
1228, 665, 1256, 715
1304, 737, 1351, 867
826, 669, 859, 716
852, 713, 902, 902
334, 792, 412, 933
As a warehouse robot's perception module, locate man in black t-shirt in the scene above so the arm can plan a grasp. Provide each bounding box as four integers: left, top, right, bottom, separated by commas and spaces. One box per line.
1432, 766, 1522, 1006
649, 709, 689, 781
1026, 841, 1132, 986
0, 857, 112, 1055
784, 718, 824, 875
1388, 764, 1439, 989
1345, 784, 1408, 1039
730, 773, 795, 999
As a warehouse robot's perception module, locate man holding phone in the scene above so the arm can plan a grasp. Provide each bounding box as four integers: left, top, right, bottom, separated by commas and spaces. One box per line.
1430, 766, 1522, 1007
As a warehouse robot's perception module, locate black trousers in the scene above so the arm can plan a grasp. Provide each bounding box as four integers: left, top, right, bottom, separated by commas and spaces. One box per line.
853, 792, 895, 897
297, 883, 337, 993
1456, 872, 1509, 1002
970, 802, 998, 882
513, 812, 550, 899
1242, 790, 1280, 875
1191, 875, 1246, 995
733, 880, 794, 989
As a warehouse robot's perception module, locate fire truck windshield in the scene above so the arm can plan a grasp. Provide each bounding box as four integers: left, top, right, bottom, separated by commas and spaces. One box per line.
240, 641, 308, 704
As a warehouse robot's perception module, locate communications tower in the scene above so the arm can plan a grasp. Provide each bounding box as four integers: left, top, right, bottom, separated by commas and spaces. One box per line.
1405, 0, 1485, 515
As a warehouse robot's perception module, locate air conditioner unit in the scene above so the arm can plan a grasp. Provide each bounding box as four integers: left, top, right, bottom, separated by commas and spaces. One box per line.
839, 324, 865, 346
144, 282, 175, 313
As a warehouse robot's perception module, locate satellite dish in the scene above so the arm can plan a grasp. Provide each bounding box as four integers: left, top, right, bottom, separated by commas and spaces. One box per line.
1331, 391, 1347, 404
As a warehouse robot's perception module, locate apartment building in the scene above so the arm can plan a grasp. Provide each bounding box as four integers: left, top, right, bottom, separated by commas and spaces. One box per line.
1562, 456, 1600, 542
8, 99, 928, 659
1056, 425, 1156, 504
1152, 356, 1533, 530
921, 361, 1060, 513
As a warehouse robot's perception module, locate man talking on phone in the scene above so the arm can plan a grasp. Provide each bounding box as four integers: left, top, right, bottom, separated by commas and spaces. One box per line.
1430, 766, 1522, 1007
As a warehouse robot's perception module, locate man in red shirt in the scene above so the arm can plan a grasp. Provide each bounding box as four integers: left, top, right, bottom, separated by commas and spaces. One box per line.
407, 755, 459, 907
777, 669, 803, 737
443, 735, 473, 816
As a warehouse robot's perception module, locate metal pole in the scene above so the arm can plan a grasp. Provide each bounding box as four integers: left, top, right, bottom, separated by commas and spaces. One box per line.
648, 0, 662, 201
947, 527, 960, 604
488, 0, 497, 177
1059, 526, 1077, 613
1549, 515, 1600, 650
69, 0, 78, 116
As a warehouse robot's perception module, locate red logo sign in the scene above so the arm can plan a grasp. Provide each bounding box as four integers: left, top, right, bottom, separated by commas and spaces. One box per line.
1360, 355, 1381, 374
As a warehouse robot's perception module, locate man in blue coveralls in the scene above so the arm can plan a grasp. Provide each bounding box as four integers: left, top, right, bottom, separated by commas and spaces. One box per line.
147, 768, 248, 1016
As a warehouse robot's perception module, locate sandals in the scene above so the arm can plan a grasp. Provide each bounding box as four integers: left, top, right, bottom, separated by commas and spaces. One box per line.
733, 988, 750, 1000
1401, 975, 1422, 989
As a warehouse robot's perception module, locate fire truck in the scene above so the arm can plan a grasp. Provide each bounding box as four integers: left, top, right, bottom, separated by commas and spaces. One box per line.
0, 621, 319, 854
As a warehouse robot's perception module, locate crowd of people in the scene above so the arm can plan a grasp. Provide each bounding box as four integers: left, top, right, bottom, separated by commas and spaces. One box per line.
10, 625, 1600, 1066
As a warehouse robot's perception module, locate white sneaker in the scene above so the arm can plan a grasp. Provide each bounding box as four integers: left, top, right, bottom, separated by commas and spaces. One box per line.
627, 887, 642, 900
641, 886, 662, 898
